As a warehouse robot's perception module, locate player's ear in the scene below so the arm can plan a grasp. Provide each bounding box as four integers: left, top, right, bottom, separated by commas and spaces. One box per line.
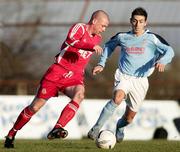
92, 18, 97, 25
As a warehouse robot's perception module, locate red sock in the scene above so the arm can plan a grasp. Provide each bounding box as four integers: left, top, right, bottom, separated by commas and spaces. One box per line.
54, 100, 79, 128
7, 106, 35, 137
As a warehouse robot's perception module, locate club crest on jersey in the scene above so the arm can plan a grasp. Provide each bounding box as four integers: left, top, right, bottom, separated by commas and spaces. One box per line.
41, 88, 47, 94
63, 71, 73, 78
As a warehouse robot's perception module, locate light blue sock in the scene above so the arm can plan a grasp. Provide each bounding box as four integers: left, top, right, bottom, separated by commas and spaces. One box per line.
93, 100, 118, 131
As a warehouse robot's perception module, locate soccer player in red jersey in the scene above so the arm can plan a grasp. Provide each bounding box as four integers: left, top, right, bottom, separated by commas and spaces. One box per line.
4, 10, 109, 148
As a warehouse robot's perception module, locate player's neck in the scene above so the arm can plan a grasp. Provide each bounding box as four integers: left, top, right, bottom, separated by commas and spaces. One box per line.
133, 29, 145, 37
86, 24, 94, 37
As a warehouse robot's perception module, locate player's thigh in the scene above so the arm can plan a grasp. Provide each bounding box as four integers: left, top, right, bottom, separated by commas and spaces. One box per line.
113, 68, 130, 104
36, 79, 59, 99
64, 85, 85, 103
126, 77, 148, 112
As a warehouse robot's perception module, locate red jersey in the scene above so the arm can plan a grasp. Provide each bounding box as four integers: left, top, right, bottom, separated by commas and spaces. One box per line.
38, 23, 102, 98
55, 23, 102, 73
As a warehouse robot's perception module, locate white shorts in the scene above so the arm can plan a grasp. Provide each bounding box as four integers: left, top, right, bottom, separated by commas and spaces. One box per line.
114, 68, 149, 112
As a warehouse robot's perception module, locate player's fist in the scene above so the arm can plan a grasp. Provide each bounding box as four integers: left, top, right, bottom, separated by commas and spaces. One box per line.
93, 45, 103, 55
92, 65, 104, 75
155, 63, 165, 72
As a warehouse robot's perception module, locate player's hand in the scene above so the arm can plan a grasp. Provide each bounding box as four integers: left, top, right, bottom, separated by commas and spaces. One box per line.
155, 63, 165, 72
92, 65, 104, 75
93, 45, 103, 55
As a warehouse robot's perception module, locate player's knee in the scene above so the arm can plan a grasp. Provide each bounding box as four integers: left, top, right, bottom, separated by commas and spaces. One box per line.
78, 92, 85, 101
72, 91, 84, 103
29, 105, 40, 113
74, 91, 85, 102
113, 91, 125, 105
113, 96, 123, 105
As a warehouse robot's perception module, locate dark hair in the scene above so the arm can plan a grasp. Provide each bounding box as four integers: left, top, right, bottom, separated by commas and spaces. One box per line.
131, 7, 148, 20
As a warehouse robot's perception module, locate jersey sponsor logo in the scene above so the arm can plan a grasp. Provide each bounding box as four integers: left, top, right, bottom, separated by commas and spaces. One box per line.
78, 49, 92, 59
125, 47, 145, 54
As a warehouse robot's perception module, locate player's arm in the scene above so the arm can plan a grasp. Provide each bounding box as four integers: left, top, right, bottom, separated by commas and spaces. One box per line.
93, 34, 120, 75
155, 63, 165, 72
65, 23, 98, 51
92, 65, 104, 75
98, 34, 120, 67
93, 45, 103, 55
154, 34, 175, 72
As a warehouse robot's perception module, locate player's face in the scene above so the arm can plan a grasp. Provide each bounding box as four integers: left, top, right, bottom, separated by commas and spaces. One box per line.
93, 17, 109, 35
130, 15, 147, 36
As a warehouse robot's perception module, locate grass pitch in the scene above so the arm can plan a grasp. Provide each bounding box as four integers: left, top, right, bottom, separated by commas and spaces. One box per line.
0, 139, 179, 152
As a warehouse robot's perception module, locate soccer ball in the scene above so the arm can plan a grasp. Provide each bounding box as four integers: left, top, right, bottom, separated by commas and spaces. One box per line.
95, 130, 116, 149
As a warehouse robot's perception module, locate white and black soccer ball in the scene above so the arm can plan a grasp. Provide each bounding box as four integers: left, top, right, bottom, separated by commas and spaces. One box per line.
95, 130, 116, 149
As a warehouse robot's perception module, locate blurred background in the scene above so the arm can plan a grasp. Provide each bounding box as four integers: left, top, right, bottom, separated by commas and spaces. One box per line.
0, 0, 180, 100
0, 0, 180, 141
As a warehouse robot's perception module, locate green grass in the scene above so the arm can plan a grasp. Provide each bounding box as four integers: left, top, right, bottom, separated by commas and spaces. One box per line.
0, 139, 180, 152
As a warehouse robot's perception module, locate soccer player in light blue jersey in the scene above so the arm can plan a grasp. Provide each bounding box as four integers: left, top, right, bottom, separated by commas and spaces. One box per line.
88, 7, 174, 141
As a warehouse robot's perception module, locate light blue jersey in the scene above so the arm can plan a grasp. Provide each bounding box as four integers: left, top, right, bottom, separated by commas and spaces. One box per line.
98, 29, 174, 77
